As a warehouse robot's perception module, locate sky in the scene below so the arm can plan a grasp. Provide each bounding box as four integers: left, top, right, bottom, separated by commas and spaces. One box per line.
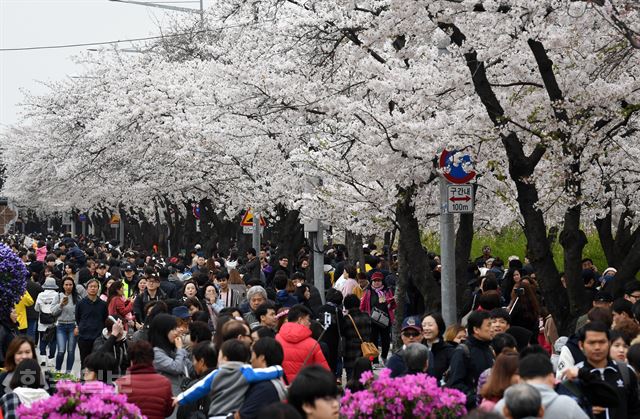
0, 0, 208, 131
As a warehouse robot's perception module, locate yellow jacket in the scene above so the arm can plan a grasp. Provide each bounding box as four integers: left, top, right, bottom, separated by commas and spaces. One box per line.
15, 291, 34, 330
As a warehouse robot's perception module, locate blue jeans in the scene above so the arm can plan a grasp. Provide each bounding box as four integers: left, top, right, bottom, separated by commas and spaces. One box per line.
27, 319, 38, 343
39, 328, 57, 360
55, 323, 77, 372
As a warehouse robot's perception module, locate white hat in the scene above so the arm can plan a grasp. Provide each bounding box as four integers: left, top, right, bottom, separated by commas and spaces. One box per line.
603, 267, 617, 276
43, 277, 58, 290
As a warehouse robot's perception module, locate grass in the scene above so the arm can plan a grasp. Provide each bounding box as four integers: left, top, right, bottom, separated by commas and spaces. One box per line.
422, 226, 609, 272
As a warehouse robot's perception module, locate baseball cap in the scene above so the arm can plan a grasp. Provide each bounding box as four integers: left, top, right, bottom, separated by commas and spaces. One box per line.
124, 264, 135, 271
401, 316, 422, 332
594, 291, 613, 303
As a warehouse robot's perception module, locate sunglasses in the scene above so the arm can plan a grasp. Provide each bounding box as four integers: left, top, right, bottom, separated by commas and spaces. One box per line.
402, 330, 421, 338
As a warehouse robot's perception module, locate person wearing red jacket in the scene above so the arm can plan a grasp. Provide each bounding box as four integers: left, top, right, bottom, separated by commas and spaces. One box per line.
276, 304, 330, 383
115, 340, 174, 419
107, 281, 134, 330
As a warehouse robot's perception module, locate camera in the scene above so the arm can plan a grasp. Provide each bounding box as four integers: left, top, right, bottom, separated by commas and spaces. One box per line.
515, 287, 525, 296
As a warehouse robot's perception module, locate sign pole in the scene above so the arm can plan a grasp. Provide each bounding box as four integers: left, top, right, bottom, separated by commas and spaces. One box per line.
312, 225, 325, 303
252, 210, 261, 252
439, 177, 457, 326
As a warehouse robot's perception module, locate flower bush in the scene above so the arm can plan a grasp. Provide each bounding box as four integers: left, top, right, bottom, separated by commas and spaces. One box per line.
341, 369, 466, 418
0, 242, 29, 319
17, 380, 143, 418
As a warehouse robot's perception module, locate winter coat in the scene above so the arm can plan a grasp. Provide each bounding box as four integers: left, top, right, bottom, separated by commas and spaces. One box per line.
115, 364, 174, 419
93, 331, 129, 377
133, 288, 167, 323
343, 309, 372, 370
275, 290, 298, 308
426, 339, 456, 383
276, 322, 330, 383
243, 257, 262, 282
445, 336, 495, 409
360, 287, 396, 324
316, 303, 344, 374
25, 280, 43, 322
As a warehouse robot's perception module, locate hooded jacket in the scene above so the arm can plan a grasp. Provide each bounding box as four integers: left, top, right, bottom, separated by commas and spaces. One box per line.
176, 363, 283, 415
276, 322, 330, 382
494, 383, 588, 419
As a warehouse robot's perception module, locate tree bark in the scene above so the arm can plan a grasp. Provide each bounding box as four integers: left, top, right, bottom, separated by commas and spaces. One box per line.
455, 211, 474, 318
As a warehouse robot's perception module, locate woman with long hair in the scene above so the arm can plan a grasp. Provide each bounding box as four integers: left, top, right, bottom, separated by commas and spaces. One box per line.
508, 282, 540, 344
149, 313, 192, 396
107, 281, 134, 321
50, 277, 79, 373
0, 359, 49, 417
479, 350, 519, 411
0, 337, 38, 398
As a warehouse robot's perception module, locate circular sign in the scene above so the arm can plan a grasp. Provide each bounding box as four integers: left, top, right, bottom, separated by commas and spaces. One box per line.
439, 149, 476, 184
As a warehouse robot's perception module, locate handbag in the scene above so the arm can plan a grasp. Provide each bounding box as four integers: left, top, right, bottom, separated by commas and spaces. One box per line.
370, 306, 390, 328
39, 312, 57, 325
347, 314, 380, 359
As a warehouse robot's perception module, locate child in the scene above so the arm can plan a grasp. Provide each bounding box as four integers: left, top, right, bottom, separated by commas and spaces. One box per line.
174, 339, 283, 418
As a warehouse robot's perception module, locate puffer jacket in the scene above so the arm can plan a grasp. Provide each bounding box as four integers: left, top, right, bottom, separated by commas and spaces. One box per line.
276, 322, 330, 383
115, 364, 174, 419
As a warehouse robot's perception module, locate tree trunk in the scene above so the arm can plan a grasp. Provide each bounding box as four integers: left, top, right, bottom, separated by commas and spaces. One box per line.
455, 211, 474, 318
559, 206, 590, 327
395, 185, 440, 343
345, 230, 365, 270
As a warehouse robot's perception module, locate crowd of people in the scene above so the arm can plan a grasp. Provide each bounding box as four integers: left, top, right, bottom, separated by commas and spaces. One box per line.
0, 235, 639, 419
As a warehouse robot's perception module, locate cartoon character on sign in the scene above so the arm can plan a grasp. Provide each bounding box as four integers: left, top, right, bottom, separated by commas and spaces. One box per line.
439, 149, 476, 184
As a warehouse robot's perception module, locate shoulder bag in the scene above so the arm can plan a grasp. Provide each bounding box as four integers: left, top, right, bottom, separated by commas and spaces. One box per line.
347, 314, 380, 359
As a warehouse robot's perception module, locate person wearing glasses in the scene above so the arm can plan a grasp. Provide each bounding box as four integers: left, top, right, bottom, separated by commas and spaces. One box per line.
385, 316, 427, 378
133, 274, 167, 323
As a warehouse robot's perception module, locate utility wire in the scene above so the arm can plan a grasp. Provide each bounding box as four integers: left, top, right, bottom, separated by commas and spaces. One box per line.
0, 30, 212, 52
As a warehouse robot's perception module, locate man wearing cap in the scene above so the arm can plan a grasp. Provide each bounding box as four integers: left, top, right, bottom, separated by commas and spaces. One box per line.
385, 316, 429, 378
95, 262, 111, 283
34, 277, 61, 367
122, 264, 138, 298
575, 291, 613, 333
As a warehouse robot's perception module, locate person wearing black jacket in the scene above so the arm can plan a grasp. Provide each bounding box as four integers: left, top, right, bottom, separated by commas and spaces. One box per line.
573, 322, 640, 419
421, 312, 454, 383
133, 275, 167, 323
75, 279, 108, 370
445, 310, 495, 409
93, 316, 129, 378
25, 277, 43, 342
315, 289, 345, 377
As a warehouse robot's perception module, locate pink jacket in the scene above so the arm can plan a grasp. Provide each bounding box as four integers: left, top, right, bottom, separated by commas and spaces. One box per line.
36, 246, 47, 262
360, 288, 396, 324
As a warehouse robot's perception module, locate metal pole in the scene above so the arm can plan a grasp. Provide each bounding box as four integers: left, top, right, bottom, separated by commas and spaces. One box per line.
119, 215, 125, 246
252, 211, 261, 253
313, 226, 325, 302
439, 177, 457, 326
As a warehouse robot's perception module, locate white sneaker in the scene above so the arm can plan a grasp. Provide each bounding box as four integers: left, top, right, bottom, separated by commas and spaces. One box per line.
47, 358, 55, 368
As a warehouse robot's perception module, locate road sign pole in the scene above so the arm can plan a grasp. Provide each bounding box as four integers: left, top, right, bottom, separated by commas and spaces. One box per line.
252, 211, 261, 252
312, 226, 325, 303
439, 177, 457, 326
